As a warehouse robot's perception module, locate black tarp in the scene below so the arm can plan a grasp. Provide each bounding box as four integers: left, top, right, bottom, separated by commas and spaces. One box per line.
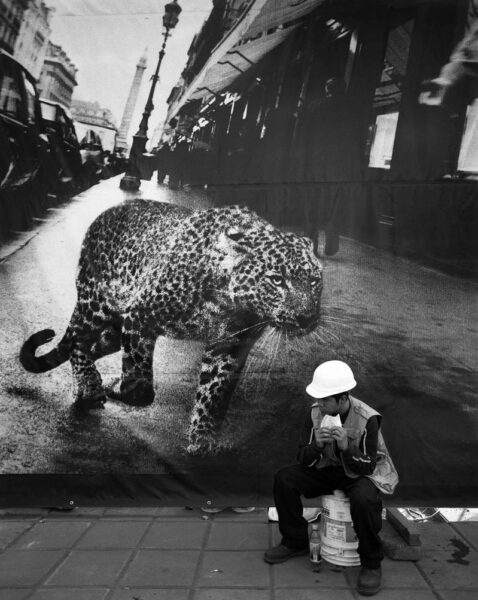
1, 0, 477, 508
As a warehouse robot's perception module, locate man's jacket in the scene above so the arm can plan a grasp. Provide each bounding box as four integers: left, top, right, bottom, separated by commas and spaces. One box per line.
308, 396, 398, 495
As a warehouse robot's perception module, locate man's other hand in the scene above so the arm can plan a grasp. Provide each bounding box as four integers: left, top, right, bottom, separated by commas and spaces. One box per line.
331, 426, 348, 451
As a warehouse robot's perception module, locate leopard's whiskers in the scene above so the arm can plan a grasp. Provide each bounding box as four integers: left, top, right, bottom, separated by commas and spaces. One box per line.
208, 320, 270, 346
321, 319, 354, 330
242, 325, 275, 381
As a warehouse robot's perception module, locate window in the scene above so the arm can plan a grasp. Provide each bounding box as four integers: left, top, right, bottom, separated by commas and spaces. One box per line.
366, 19, 414, 169
457, 99, 478, 173
368, 112, 399, 168
23, 73, 38, 123
0, 58, 24, 119
40, 101, 56, 122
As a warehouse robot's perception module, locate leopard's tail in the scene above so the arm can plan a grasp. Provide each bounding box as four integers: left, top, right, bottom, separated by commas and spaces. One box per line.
20, 329, 71, 373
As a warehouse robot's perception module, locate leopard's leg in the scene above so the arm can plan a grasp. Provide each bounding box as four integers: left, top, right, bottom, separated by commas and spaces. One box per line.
187, 327, 261, 454
69, 296, 121, 410
68, 303, 106, 410
109, 308, 158, 406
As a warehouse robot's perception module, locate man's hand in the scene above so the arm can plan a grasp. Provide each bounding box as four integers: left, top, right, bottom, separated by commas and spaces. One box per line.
315, 427, 334, 448
418, 78, 451, 106
331, 426, 348, 451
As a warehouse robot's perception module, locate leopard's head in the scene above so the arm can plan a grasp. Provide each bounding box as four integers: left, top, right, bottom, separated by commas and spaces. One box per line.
212, 206, 323, 335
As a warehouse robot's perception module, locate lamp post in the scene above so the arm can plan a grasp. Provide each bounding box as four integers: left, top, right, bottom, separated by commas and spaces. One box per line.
120, 0, 182, 191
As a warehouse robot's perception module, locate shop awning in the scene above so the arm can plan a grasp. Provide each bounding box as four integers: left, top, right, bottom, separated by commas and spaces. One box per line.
168, 0, 326, 117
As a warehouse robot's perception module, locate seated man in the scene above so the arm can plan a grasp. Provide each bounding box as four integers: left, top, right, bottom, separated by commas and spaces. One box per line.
264, 360, 398, 597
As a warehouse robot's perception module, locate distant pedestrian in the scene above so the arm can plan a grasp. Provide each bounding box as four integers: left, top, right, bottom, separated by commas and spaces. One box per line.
169, 138, 189, 189
155, 142, 171, 184
303, 77, 353, 256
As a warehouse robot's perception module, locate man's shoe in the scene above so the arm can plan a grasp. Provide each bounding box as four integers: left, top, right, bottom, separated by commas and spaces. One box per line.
263, 543, 308, 564
357, 567, 382, 596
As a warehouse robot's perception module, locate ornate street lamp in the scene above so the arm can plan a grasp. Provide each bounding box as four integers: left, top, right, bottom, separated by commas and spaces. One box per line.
120, 0, 182, 190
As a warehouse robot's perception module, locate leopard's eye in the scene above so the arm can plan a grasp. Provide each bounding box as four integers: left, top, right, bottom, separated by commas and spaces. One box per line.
268, 274, 285, 287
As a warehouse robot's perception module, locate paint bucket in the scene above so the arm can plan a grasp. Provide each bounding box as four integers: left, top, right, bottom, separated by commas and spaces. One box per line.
320, 490, 360, 567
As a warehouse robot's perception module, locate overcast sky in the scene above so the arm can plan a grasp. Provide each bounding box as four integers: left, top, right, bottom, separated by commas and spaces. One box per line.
46, 0, 213, 144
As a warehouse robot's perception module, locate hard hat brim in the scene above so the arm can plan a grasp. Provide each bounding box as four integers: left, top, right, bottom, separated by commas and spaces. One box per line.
306, 381, 356, 399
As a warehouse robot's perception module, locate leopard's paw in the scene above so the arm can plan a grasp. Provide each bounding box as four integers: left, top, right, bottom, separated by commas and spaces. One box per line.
74, 391, 107, 411
186, 434, 222, 456
107, 378, 154, 407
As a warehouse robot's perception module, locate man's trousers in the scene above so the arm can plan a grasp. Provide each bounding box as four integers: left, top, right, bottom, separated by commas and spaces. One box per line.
273, 464, 384, 569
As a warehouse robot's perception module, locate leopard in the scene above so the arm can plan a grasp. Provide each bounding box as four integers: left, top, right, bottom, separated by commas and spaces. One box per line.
20, 199, 323, 454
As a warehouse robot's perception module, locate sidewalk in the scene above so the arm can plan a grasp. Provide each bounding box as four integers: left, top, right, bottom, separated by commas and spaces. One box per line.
1, 506, 478, 599
0, 175, 211, 264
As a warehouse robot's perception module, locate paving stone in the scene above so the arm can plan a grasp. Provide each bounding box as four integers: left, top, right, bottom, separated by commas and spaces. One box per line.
0, 550, 64, 586
417, 522, 478, 590
122, 550, 199, 587
45, 550, 132, 586
356, 592, 436, 600
207, 522, 269, 550
74, 507, 106, 516
275, 590, 354, 600
0, 590, 30, 600
76, 520, 149, 548
210, 509, 267, 522
0, 521, 33, 549
194, 590, 270, 600
14, 520, 90, 549
197, 551, 269, 587
0, 509, 49, 518
439, 591, 478, 600
110, 590, 189, 600
29, 590, 109, 600
141, 520, 208, 549
273, 555, 349, 589
453, 522, 478, 549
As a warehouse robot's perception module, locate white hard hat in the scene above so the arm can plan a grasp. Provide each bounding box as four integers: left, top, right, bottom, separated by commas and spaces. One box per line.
306, 360, 357, 398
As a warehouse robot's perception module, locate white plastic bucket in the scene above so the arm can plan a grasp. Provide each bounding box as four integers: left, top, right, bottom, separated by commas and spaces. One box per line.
320, 492, 360, 567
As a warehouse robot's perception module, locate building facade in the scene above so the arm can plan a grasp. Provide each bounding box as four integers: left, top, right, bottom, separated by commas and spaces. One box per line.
38, 41, 78, 109
0, 0, 29, 54
71, 99, 118, 152
13, 0, 52, 80
164, 0, 478, 279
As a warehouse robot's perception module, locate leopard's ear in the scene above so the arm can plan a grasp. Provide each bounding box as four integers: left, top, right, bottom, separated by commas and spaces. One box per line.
224, 226, 253, 250
226, 227, 246, 243
215, 227, 253, 273
217, 229, 249, 256
215, 208, 274, 269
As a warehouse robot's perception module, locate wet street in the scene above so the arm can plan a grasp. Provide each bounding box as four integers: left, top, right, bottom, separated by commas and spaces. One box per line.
0, 176, 476, 505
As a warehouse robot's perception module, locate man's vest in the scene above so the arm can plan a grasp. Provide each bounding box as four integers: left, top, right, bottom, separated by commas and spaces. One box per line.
310, 396, 398, 495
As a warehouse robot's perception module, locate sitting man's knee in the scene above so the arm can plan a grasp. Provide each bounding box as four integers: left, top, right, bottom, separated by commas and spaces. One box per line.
349, 485, 381, 512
